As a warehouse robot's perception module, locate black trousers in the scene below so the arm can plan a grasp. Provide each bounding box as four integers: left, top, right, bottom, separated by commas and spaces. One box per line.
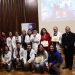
12, 58, 24, 70
3, 63, 11, 71
64, 49, 74, 68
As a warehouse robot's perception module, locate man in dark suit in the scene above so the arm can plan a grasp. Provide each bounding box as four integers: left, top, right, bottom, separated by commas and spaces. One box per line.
62, 26, 75, 70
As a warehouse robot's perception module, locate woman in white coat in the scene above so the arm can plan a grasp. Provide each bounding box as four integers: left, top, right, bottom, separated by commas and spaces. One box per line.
30, 30, 41, 53
12, 32, 21, 49
1, 46, 12, 71
6, 32, 13, 52
32, 44, 48, 73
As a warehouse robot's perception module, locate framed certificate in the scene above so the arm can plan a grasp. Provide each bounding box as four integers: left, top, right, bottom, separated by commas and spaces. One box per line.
52, 36, 59, 42
41, 41, 48, 47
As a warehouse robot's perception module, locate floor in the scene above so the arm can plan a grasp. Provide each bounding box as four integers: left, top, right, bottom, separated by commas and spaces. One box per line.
0, 69, 75, 75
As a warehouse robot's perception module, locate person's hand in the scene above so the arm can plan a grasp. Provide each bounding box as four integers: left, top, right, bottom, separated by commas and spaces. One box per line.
16, 58, 19, 63
3, 62, 6, 64
47, 66, 49, 71
48, 63, 52, 67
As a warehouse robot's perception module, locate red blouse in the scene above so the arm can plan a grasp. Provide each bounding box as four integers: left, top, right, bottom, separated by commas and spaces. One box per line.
41, 33, 51, 52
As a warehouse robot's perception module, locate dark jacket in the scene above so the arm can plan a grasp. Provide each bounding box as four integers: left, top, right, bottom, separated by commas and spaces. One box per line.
62, 32, 75, 50
48, 50, 63, 65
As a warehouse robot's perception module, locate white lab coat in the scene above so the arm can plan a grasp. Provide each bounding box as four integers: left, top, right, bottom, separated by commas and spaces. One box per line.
25, 35, 31, 44
2, 51, 12, 65
13, 47, 27, 64
27, 49, 36, 63
12, 36, 21, 49
52, 32, 62, 53
30, 33, 41, 53
6, 37, 13, 51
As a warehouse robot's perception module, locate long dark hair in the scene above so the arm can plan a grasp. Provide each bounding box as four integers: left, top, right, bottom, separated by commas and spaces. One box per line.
41, 28, 49, 35
37, 44, 45, 56
3, 45, 9, 57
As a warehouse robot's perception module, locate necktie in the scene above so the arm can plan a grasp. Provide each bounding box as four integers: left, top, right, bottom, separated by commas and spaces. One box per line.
17, 48, 20, 58
27, 51, 30, 61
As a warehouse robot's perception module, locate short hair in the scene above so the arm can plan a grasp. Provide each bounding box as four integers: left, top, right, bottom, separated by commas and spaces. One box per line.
16, 42, 21, 45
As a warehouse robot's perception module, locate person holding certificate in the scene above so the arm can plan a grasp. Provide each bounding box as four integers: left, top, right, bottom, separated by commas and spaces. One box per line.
40, 28, 51, 52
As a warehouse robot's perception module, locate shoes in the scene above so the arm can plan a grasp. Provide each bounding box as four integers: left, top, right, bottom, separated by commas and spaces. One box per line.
69, 68, 72, 70
62, 66, 68, 69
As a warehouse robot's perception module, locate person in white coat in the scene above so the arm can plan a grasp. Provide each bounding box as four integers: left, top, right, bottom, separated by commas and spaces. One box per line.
52, 26, 62, 53
32, 44, 48, 73
30, 30, 41, 53
25, 29, 32, 44
6, 32, 13, 52
12, 32, 21, 49
24, 43, 35, 71
12, 42, 27, 70
1, 46, 12, 71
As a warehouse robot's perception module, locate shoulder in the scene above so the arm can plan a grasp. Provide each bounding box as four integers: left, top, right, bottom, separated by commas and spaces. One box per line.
8, 51, 12, 55
12, 36, 15, 39
58, 32, 62, 35
62, 33, 66, 36
25, 35, 29, 37
37, 33, 41, 36
31, 49, 36, 54
44, 50, 48, 54
55, 50, 60, 56
20, 47, 25, 50
19, 36, 21, 38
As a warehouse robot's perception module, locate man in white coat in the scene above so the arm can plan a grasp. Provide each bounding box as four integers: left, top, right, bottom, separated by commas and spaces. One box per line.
12, 42, 27, 70
24, 43, 35, 71
30, 30, 41, 53
52, 26, 62, 53
25, 29, 32, 44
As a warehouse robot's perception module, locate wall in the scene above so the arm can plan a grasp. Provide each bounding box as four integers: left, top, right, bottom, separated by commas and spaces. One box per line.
38, 0, 75, 35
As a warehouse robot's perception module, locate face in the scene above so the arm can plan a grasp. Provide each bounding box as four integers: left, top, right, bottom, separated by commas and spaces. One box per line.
65, 26, 70, 33
38, 45, 44, 52
27, 45, 32, 51
42, 29, 47, 34
22, 30, 26, 35
53, 27, 58, 33
16, 43, 20, 49
33, 30, 37, 34
50, 45, 54, 52
15, 32, 19, 36
5, 46, 9, 53
2, 32, 5, 36
27, 30, 32, 35
9, 32, 12, 37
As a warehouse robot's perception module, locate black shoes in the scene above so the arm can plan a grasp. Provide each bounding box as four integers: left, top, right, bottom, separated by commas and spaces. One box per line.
62, 66, 72, 70
69, 68, 72, 70
62, 66, 68, 69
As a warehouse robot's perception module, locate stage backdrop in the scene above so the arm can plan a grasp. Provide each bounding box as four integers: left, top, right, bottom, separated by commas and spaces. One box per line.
38, 0, 75, 35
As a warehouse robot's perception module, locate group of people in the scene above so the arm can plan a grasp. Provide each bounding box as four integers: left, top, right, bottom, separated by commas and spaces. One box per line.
0, 26, 75, 75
